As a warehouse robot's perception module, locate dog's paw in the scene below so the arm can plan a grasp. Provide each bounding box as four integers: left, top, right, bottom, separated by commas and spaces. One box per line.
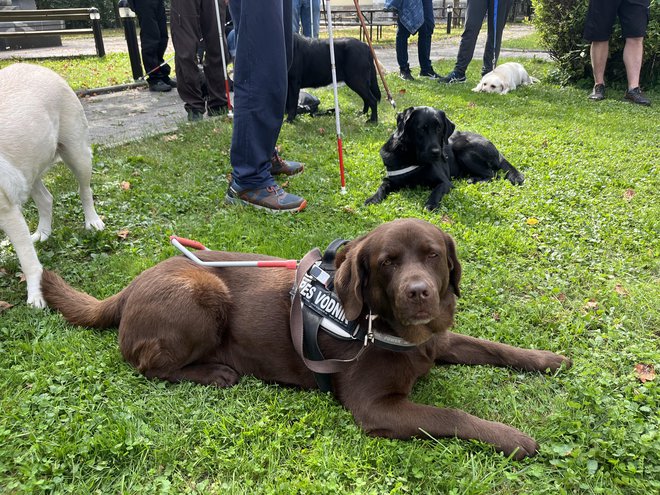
31, 229, 51, 243
495, 426, 540, 460
27, 291, 48, 309
85, 216, 105, 231
507, 172, 525, 185
364, 195, 382, 206
423, 202, 440, 212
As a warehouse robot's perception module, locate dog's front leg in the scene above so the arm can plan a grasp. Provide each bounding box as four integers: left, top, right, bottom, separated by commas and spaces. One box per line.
353, 396, 539, 460
0, 204, 45, 307
364, 178, 397, 205
436, 331, 571, 372
29, 180, 53, 242
425, 181, 453, 211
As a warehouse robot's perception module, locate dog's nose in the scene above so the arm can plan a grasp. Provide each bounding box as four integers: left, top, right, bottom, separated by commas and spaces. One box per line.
406, 281, 431, 301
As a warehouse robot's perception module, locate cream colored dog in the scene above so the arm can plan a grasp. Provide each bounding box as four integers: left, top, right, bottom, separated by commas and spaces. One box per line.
0, 63, 104, 308
472, 62, 539, 94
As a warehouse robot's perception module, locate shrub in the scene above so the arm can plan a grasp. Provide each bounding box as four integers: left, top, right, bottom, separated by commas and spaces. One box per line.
532, 0, 658, 87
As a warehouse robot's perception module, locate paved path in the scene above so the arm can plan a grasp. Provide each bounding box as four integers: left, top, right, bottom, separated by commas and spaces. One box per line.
1, 24, 548, 146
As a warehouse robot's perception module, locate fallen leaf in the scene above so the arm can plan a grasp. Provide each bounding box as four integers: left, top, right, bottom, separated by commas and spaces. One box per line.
492, 312, 501, 322
634, 364, 656, 383
542, 139, 548, 148
623, 189, 635, 201
584, 300, 599, 310
120, 181, 131, 191
318, 127, 326, 135
526, 217, 539, 225
163, 134, 178, 142
342, 206, 356, 214
117, 229, 130, 239
0, 301, 13, 313
556, 293, 567, 302
441, 214, 453, 224
18, 273, 26, 283
399, 88, 407, 95
467, 102, 476, 108
614, 284, 629, 296
281, 180, 290, 188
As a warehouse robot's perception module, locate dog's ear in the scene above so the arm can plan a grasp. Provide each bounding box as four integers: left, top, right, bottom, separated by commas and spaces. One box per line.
334, 237, 368, 321
436, 109, 456, 144
443, 233, 461, 297
392, 106, 415, 142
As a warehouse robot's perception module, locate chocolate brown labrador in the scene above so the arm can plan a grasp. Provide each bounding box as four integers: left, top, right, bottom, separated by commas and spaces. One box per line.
41, 218, 570, 459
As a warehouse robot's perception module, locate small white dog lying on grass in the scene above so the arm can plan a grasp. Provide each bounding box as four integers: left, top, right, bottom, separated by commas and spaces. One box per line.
472, 62, 539, 94
0, 63, 104, 308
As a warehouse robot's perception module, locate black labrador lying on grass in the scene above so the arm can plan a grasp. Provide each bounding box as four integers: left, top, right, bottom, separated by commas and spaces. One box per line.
286, 34, 381, 123
365, 106, 525, 211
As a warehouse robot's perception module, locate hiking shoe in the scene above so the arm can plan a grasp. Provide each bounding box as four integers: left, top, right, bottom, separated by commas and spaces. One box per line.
420, 69, 440, 79
225, 183, 307, 213
438, 70, 466, 84
399, 69, 415, 81
207, 105, 228, 117
270, 150, 304, 176
149, 80, 172, 92
624, 87, 651, 106
166, 77, 177, 88
186, 108, 204, 122
588, 83, 605, 101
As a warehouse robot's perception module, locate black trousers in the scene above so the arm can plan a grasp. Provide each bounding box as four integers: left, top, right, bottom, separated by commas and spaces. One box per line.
170, 0, 229, 112
132, 0, 171, 82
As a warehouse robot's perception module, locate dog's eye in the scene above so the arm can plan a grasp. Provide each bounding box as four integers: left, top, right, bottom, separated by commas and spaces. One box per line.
382, 258, 392, 266
428, 252, 439, 259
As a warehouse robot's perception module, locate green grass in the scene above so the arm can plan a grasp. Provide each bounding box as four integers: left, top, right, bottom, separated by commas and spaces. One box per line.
500, 31, 543, 50
1, 55, 659, 494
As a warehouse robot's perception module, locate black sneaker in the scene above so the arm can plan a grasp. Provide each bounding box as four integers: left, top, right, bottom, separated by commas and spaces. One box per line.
186, 108, 204, 122
166, 77, 177, 88
149, 80, 172, 92
399, 69, 415, 81
225, 183, 307, 213
420, 69, 440, 79
438, 70, 466, 84
588, 83, 605, 101
624, 87, 651, 106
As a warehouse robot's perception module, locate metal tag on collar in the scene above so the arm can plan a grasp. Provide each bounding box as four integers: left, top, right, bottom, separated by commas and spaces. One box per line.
309, 263, 331, 287
364, 311, 377, 346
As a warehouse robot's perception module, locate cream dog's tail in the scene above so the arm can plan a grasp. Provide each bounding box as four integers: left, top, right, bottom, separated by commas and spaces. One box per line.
41, 270, 124, 328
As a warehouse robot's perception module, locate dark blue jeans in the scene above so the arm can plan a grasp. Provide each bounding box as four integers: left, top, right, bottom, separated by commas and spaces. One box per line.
228, 0, 292, 190
395, 0, 435, 73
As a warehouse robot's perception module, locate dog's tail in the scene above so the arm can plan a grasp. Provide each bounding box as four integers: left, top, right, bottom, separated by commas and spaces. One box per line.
371, 59, 382, 102
41, 270, 124, 329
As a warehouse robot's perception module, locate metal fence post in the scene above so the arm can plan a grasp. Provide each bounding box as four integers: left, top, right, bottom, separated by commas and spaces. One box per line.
89, 7, 105, 57
446, 5, 452, 34
118, 0, 143, 80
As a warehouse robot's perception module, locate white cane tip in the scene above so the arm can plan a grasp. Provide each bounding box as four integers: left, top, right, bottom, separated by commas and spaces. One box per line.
227, 111, 234, 119
340, 187, 347, 195
390, 100, 397, 109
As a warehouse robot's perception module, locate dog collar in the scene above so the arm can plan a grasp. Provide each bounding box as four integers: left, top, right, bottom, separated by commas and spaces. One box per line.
386, 165, 420, 177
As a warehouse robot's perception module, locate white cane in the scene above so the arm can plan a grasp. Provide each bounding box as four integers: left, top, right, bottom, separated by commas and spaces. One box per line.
325, 0, 347, 193
213, 0, 234, 117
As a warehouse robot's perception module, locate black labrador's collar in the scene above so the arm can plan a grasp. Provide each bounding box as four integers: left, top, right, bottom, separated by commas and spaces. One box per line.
295, 239, 418, 392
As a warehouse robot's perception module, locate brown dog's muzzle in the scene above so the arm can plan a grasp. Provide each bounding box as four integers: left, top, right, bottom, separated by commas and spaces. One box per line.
392, 271, 441, 326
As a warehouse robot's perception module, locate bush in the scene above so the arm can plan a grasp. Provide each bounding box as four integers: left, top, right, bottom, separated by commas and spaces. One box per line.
532, 0, 659, 87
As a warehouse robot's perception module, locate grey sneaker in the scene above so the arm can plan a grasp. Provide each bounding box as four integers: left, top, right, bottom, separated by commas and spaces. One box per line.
438, 70, 466, 84
399, 69, 415, 81
588, 83, 605, 101
225, 183, 307, 213
624, 87, 651, 106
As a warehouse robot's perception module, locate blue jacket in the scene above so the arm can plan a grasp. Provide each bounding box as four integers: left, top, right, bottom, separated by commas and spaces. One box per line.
384, 0, 424, 35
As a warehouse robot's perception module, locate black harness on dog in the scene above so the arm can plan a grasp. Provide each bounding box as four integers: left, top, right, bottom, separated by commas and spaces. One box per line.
290, 240, 418, 393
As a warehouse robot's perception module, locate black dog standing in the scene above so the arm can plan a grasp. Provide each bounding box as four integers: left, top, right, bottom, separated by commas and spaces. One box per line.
286, 34, 381, 123
365, 106, 525, 211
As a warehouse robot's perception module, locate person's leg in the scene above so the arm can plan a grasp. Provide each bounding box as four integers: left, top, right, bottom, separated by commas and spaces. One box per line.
417, 0, 436, 75
583, 0, 617, 95
171, 0, 205, 117
200, 0, 229, 112
453, 0, 488, 75
292, 0, 301, 34
482, 0, 513, 73
590, 40, 609, 86
312, 0, 321, 38
132, 0, 164, 82
154, 0, 171, 80
300, 0, 313, 37
396, 18, 412, 75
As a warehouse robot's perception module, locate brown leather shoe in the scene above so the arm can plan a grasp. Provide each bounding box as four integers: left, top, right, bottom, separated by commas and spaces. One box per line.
588, 83, 605, 101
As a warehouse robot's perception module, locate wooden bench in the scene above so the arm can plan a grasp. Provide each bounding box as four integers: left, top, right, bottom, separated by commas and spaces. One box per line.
0, 8, 105, 57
